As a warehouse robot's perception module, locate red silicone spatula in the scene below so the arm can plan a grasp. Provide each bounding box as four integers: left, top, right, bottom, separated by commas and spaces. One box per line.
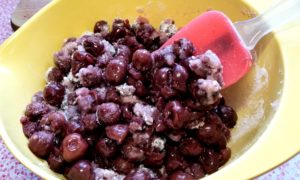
162, 0, 300, 88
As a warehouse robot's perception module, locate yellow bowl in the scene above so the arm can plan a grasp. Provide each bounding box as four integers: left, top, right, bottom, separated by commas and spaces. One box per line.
1, 0, 300, 179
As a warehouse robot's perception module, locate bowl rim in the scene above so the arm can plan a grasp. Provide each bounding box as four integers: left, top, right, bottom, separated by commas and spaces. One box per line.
0, 1, 63, 179
1, 0, 300, 179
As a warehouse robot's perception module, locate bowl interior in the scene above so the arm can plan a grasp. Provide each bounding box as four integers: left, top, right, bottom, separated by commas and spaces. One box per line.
0, 0, 283, 179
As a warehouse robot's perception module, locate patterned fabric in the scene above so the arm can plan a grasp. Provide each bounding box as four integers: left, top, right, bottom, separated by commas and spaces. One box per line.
0, 0, 18, 44
0, 0, 298, 179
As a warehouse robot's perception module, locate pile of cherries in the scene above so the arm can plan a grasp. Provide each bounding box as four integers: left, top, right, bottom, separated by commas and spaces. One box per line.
20, 17, 237, 180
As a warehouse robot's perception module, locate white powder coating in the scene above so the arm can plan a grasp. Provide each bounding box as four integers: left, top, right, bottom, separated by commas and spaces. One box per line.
159, 166, 166, 175
101, 40, 116, 56
61, 100, 79, 121
77, 45, 85, 52
31, 92, 42, 102
164, 53, 175, 66
203, 50, 222, 69
133, 103, 157, 125
101, 25, 109, 33
60, 92, 69, 111
133, 132, 150, 144
67, 72, 80, 83
132, 21, 141, 32
53, 40, 77, 71
98, 52, 112, 62
75, 87, 90, 97
61, 77, 74, 91
159, 20, 177, 37
161, 45, 173, 54
95, 87, 107, 100
196, 79, 222, 105
61, 111, 69, 122
54, 40, 77, 61
77, 65, 102, 86
151, 137, 166, 151
82, 31, 94, 36
121, 95, 142, 104
77, 65, 97, 75
135, 166, 157, 179
116, 83, 136, 96
189, 50, 223, 86
45, 67, 53, 82
94, 168, 125, 180
62, 41, 78, 55
187, 121, 205, 129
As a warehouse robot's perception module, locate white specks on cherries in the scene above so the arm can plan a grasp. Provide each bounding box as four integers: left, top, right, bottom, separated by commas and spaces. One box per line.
151, 138, 166, 151
133, 103, 157, 125
94, 168, 125, 180
116, 83, 136, 96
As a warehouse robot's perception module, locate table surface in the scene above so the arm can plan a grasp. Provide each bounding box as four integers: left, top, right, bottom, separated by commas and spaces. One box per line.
0, 0, 299, 179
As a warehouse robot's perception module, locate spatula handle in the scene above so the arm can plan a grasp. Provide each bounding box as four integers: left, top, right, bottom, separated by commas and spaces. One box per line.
234, 0, 300, 50
11, 0, 51, 30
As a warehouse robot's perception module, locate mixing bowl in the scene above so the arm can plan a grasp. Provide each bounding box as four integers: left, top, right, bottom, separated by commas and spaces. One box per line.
0, 0, 300, 179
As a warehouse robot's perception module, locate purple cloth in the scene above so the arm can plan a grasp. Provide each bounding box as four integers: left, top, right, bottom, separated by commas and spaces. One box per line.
0, 0, 299, 179
0, 0, 18, 44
